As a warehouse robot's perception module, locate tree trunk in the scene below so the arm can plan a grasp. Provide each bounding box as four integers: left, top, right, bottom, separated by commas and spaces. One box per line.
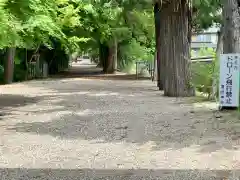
159, 5, 169, 91
4, 48, 16, 84
100, 41, 117, 74
99, 43, 104, 68
99, 43, 109, 72
216, 25, 224, 57
105, 45, 114, 73
153, 51, 157, 81
154, 3, 164, 90
105, 39, 117, 74
113, 38, 118, 72
163, 0, 194, 97
211, 25, 224, 99
223, 0, 240, 53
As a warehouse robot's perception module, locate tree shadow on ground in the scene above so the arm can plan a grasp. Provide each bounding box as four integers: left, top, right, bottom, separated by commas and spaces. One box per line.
0, 94, 40, 109
50, 73, 151, 81
49, 63, 151, 81
0, 94, 42, 120
1, 168, 239, 180
2, 64, 238, 155
1, 85, 236, 155
7, 109, 239, 154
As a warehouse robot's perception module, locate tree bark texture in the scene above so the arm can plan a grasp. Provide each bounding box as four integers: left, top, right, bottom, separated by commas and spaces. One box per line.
223, 0, 240, 53
162, 0, 194, 97
113, 38, 118, 72
153, 51, 157, 81
159, 5, 169, 92
154, 3, 164, 90
4, 48, 16, 84
106, 45, 115, 73
99, 43, 109, 72
100, 41, 117, 74
216, 25, 224, 57
211, 25, 224, 99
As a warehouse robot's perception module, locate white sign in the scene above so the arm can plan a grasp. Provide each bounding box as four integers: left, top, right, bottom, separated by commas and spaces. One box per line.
219, 54, 240, 107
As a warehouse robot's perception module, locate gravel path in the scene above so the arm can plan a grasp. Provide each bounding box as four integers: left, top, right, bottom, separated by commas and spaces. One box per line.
0, 66, 240, 179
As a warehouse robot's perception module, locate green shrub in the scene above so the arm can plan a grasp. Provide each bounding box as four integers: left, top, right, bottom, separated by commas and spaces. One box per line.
191, 61, 214, 98
14, 64, 27, 82
191, 47, 218, 99
118, 39, 154, 73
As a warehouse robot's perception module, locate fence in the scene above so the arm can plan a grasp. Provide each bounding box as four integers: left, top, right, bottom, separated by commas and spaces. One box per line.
135, 56, 215, 80
27, 61, 48, 79
27, 55, 69, 79
191, 56, 214, 63
27, 54, 49, 79
135, 60, 154, 80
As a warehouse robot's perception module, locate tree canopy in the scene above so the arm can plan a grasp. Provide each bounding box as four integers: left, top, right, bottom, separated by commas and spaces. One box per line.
0, 0, 222, 50
0, 0, 224, 97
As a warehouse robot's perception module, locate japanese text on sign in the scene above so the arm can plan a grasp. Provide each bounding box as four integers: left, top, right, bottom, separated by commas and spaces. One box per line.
219, 54, 240, 107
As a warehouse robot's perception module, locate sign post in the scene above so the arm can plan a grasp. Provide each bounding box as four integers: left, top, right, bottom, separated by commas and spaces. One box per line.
219, 54, 240, 108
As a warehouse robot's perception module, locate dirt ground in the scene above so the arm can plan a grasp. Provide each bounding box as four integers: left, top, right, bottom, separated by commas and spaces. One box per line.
0, 64, 240, 179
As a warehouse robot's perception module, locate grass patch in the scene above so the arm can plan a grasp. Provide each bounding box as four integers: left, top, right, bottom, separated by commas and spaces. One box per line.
185, 91, 216, 104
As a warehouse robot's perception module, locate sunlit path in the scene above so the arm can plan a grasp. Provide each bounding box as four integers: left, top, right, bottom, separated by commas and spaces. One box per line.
0, 64, 239, 179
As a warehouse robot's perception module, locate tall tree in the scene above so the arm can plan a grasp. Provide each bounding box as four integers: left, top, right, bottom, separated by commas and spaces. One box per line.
155, 0, 222, 96
159, 0, 194, 97
223, 0, 240, 53
1, 0, 66, 84
154, 2, 163, 90
4, 48, 15, 84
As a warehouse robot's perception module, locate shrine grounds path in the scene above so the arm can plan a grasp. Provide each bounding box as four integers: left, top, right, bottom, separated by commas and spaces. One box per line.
1, 63, 240, 179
